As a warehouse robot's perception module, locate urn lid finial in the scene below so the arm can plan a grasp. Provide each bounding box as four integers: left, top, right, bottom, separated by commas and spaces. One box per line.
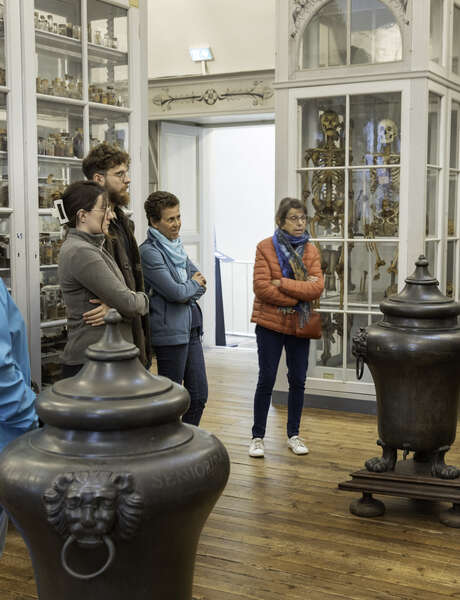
37, 309, 190, 430
85, 308, 140, 362
380, 255, 460, 321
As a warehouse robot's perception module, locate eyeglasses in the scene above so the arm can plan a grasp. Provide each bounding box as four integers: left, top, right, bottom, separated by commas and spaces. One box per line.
88, 207, 110, 215
286, 215, 307, 224
109, 170, 129, 181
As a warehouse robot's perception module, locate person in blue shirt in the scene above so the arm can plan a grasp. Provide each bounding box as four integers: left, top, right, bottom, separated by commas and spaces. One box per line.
0, 278, 38, 555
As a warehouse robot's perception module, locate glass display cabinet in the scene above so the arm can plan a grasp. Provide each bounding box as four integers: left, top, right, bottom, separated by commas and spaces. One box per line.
0, 7, 9, 290
16, 0, 148, 387
275, 0, 460, 404
0, 1, 28, 320
0, 93, 9, 290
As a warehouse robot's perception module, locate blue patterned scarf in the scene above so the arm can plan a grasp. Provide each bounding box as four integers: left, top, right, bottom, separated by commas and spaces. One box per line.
272, 228, 311, 327
149, 226, 188, 282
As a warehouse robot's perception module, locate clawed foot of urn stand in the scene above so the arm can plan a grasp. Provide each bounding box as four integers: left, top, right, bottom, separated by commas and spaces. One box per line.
429, 447, 460, 528
347, 440, 393, 518
365, 439, 397, 473
431, 445, 460, 480
440, 503, 460, 527
350, 492, 385, 518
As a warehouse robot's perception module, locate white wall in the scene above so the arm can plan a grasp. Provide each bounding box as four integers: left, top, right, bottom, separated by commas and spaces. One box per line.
203, 124, 275, 336
208, 124, 275, 261
147, 0, 276, 78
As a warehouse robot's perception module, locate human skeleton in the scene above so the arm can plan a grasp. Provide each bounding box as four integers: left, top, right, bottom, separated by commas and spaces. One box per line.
304, 112, 400, 365
364, 118, 400, 295
304, 109, 353, 365
304, 109, 347, 237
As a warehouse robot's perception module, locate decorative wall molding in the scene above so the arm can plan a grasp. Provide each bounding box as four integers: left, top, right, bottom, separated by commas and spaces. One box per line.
153, 82, 273, 111
148, 70, 275, 119
290, 0, 409, 39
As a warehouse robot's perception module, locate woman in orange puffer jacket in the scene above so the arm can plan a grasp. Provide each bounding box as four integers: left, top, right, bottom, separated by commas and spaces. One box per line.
248, 197, 324, 459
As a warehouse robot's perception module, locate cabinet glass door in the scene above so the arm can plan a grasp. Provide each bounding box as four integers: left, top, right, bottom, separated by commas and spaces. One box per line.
34, 1, 84, 385
30, 0, 133, 386
298, 90, 401, 383
0, 3, 10, 292
35, 0, 82, 100
88, 0, 128, 108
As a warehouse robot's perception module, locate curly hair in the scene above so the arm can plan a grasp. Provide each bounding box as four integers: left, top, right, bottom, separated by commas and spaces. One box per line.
82, 142, 130, 180
144, 191, 179, 224
275, 197, 307, 227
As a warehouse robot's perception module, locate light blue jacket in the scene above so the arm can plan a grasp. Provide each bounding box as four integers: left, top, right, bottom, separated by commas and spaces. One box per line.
139, 230, 205, 346
0, 279, 38, 452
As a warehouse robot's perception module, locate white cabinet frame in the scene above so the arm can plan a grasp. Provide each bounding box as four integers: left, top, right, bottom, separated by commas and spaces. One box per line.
17, 0, 147, 385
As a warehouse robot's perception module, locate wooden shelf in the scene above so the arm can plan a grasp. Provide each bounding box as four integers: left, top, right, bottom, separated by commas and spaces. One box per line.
37, 155, 82, 164
88, 41, 127, 62
41, 318, 67, 329
35, 29, 81, 53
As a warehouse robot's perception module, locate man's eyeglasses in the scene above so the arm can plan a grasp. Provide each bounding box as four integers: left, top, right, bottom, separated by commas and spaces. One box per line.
286, 215, 307, 224
110, 170, 129, 181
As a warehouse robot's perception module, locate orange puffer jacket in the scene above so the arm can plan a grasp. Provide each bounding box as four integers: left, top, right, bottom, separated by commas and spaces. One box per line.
251, 236, 324, 338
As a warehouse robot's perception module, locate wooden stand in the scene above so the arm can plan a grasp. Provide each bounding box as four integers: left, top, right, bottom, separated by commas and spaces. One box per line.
339, 459, 460, 527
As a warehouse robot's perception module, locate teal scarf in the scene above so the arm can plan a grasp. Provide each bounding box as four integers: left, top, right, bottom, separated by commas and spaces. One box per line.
149, 226, 188, 282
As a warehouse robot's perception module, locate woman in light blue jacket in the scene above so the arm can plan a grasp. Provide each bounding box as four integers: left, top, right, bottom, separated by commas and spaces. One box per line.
0, 278, 38, 554
139, 191, 208, 426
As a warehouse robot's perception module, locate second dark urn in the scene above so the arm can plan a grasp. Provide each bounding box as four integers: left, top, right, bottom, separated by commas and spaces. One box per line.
340, 256, 460, 526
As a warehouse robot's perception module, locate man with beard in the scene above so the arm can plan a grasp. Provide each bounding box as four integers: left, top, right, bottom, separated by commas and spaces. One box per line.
81, 142, 152, 368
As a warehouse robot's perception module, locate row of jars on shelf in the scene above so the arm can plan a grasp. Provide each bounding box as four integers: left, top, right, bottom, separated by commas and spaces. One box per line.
35, 77, 125, 106
0, 183, 8, 208
0, 235, 9, 269
41, 326, 67, 383
0, 128, 7, 152
88, 84, 123, 106
36, 75, 82, 99
39, 179, 65, 209
40, 284, 66, 322
34, 11, 122, 51
39, 234, 62, 266
34, 11, 81, 40
38, 130, 83, 159
88, 25, 120, 50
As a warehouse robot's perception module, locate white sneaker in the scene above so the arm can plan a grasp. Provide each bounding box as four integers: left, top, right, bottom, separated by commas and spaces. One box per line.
249, 437, 264, 458
287, 436, 309, 455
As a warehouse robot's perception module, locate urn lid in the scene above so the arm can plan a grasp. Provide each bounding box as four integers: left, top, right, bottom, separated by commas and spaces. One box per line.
37, 309, 189, 429
380, 255, 460, 321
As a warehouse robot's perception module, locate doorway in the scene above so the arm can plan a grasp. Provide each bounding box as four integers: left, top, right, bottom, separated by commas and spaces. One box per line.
150, 114, 275, 349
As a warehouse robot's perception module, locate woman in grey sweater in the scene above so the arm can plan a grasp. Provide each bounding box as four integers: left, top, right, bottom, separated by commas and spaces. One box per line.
57, 181, 148, 378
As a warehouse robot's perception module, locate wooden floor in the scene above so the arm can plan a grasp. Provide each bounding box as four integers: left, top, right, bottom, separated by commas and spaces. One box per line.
2, 347, 460, 599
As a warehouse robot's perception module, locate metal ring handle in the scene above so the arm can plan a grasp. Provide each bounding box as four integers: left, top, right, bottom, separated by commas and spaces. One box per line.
356, 356, 364, 380
61, 535, 116, 580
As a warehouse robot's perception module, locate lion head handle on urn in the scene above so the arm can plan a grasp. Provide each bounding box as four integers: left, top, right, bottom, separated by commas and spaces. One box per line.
43, 471, 144, 580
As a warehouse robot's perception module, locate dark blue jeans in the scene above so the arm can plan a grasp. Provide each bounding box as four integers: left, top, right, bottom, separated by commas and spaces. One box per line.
252, 325, 310, 439
154, 328, 208, 426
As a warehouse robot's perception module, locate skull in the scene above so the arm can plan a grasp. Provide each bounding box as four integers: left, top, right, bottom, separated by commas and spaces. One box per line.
377, 119, 398, 146
320, 110, 340, 138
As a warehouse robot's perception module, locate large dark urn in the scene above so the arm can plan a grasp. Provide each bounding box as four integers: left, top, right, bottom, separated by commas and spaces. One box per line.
0, 310, 230, 598
339, 256, 460, 527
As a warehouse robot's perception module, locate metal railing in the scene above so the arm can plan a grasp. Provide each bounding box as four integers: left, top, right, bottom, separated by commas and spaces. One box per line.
220, 260, 255, 337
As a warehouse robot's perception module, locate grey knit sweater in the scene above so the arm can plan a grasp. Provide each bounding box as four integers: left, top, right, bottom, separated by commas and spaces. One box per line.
58, 229, 148, 365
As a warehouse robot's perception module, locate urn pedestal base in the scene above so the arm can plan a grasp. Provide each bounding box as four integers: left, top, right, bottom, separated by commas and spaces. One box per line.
339, 459, 460, 527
